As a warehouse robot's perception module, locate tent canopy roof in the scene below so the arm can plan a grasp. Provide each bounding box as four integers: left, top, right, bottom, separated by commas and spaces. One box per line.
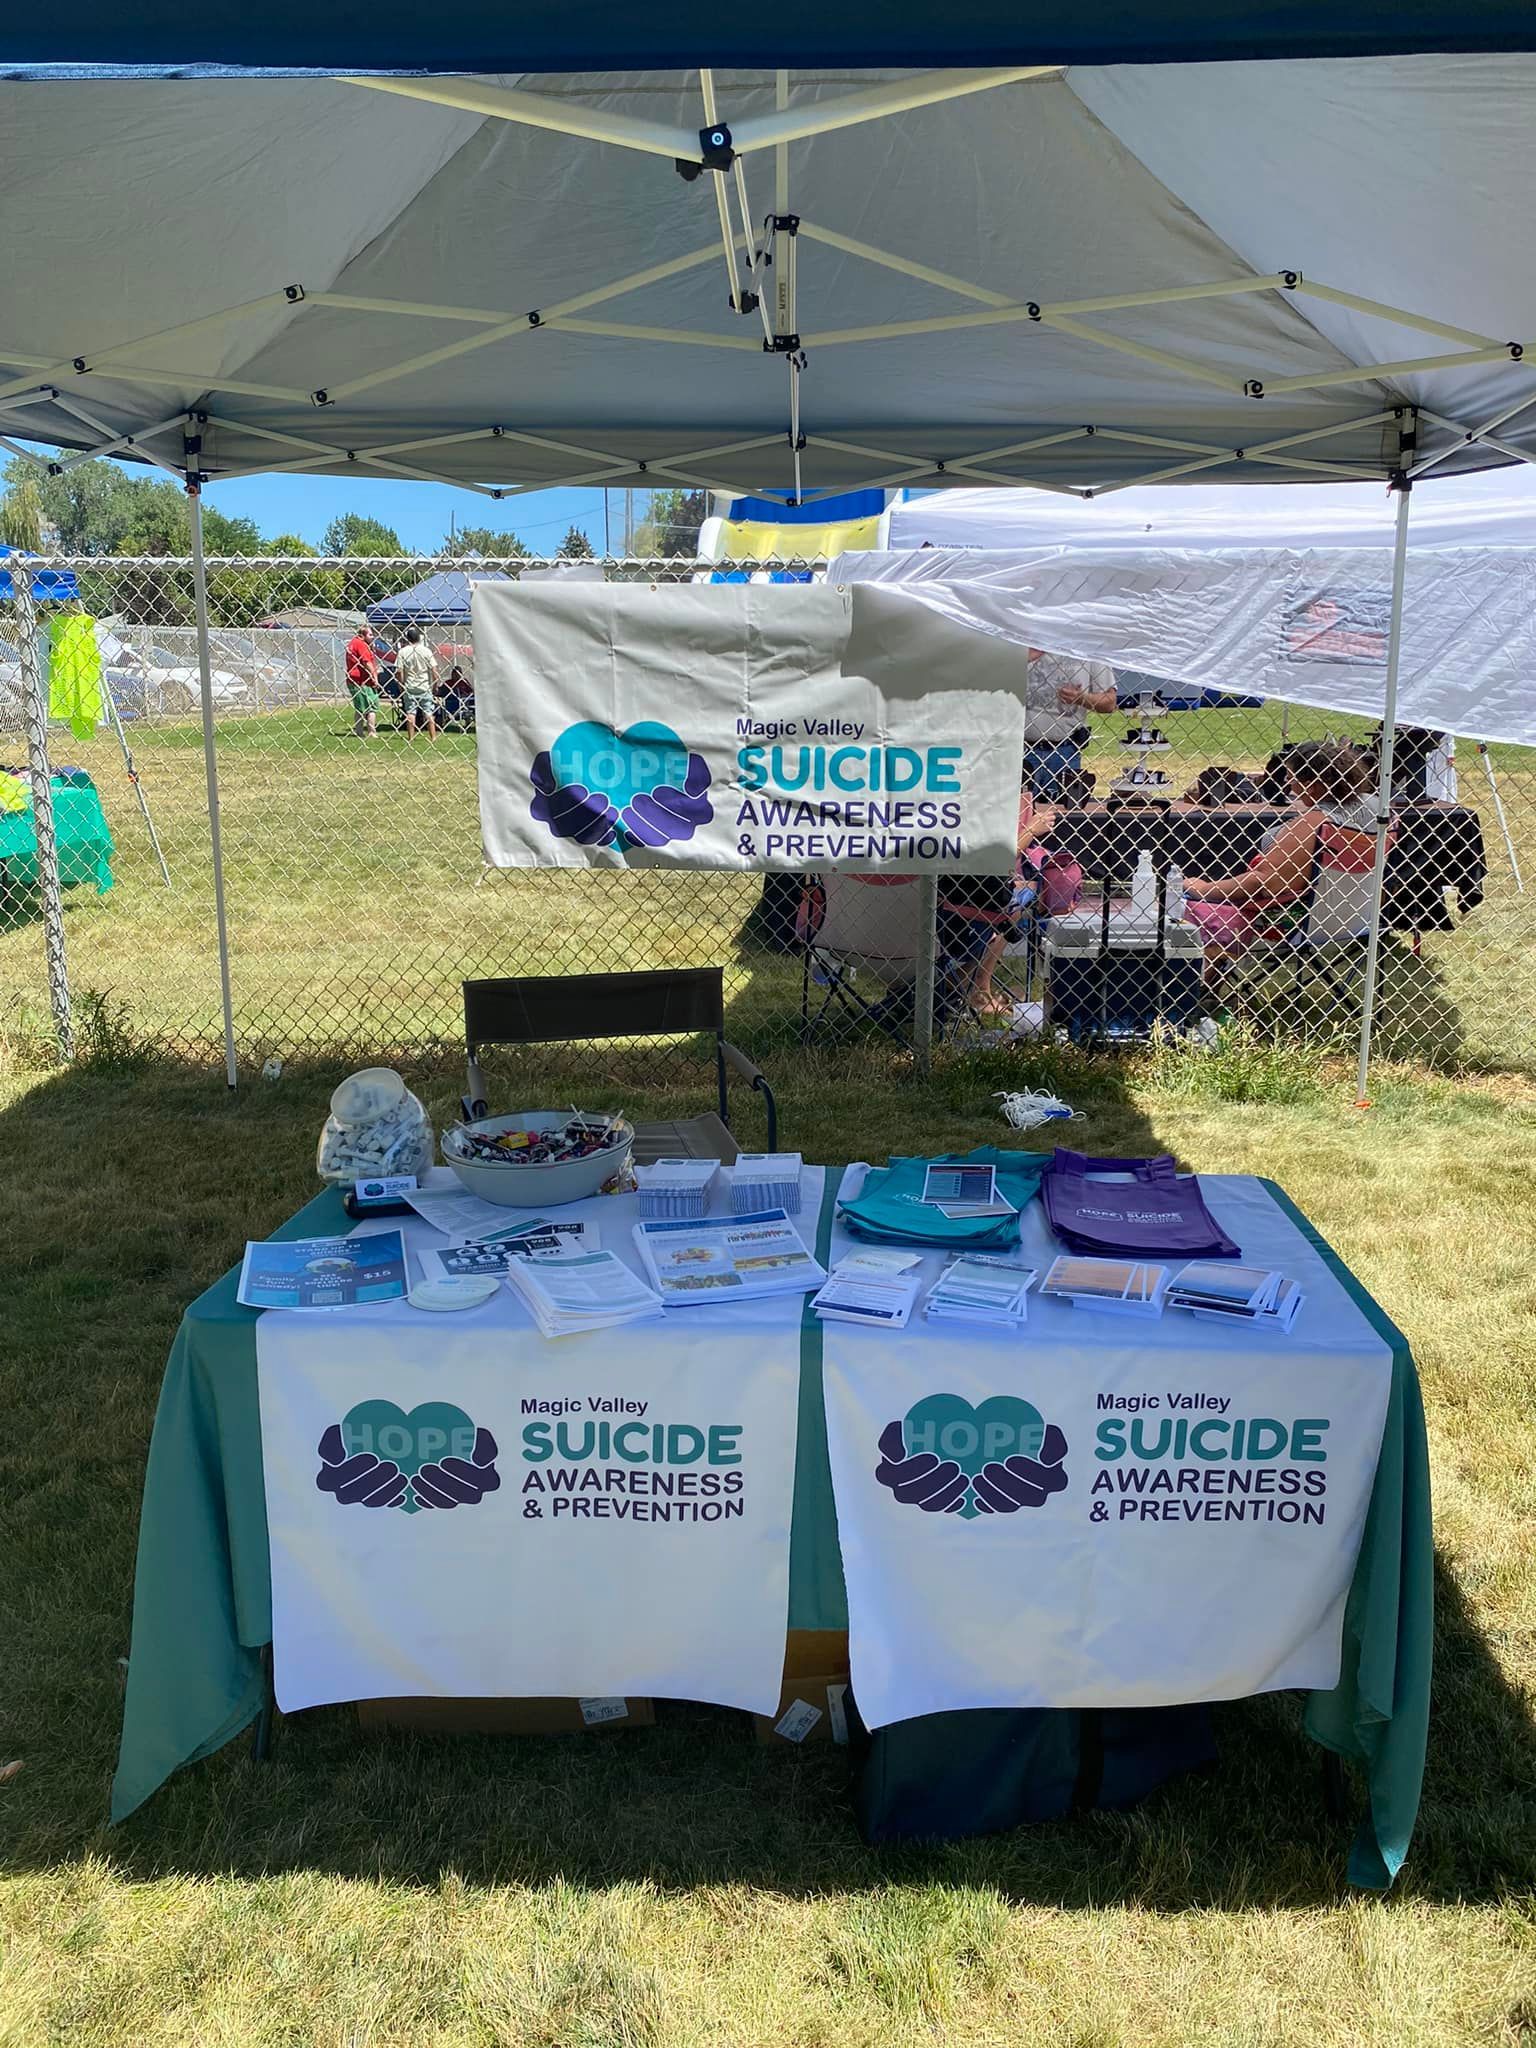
8, 2, 1536, 76
5, 61, 1536, 500
364, 566, 512, 625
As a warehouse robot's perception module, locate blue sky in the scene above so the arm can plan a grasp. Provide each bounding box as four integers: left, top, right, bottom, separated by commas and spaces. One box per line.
202, 472, 613, 553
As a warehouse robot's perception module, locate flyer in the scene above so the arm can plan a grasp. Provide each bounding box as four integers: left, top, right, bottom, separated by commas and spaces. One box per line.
633, 1210, 825, 1303
237, 1232, 408, 1310
416, 1220, 596, 1282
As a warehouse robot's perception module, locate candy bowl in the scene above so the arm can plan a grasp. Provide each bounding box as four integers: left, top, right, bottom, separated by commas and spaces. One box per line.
442, 1110, 634, 1208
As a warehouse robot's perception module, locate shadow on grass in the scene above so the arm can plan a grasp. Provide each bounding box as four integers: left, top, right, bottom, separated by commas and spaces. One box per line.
0, 1054, 1530, 1913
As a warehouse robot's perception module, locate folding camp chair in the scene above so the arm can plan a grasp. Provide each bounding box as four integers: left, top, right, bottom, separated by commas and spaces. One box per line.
462, 966, 777, 1164
798, 872, 924, 1044
1218, 818, 1391, 1024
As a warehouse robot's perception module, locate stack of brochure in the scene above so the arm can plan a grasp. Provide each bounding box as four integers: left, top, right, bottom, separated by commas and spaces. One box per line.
634, 1158, 719, 1220
503, 1248, 663, 1337
919, 1161, 1018, 1221
633, 1209, 826, 1305
1038, 1256, 1169, 1318
417, 1216, 595, 1283
812, 1250, 923, 1328
726, 1153, 804, 1215
1167, 1262, 1305, 1333
925, 1257, 1037, 1328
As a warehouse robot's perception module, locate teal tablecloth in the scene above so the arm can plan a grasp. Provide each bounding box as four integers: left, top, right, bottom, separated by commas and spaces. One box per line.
113, 1174, 1431, 1888
0, 777, 115, 895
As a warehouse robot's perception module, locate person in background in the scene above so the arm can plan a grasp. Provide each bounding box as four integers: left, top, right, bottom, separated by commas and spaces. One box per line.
395, 627, 439, 741
942, 781, 1068, 1019
437, 663, 475, 732
1183, 742, 1379, 957
343, 627, 380, 738
1023, 648, 1118, 798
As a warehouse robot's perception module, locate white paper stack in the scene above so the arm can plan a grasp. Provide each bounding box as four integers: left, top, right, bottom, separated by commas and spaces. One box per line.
925, 1257, 1037, 1328
813, 1250, 923, 1329
502, 1249, 663, 1338
1038, 1256, 1169, 1318
726, 1153, 804, 1215
633, 1209, 825, 1304
633, 1158, 719, 1220
1167, 1261, 1305, 1334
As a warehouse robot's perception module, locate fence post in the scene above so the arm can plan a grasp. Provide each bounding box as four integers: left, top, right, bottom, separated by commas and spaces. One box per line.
913, 873, 939, 1075
187, 486, 240, 1089
15, 571, 74, 1060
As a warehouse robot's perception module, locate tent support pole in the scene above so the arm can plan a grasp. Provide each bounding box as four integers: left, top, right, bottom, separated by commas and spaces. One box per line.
913, 874, 939, 1075
1354, 479, 1413, 1110
15, 573, 73, 1061
100, 665, 171, 885
187, 481, 239, 1090
1476, 742, 1524, 891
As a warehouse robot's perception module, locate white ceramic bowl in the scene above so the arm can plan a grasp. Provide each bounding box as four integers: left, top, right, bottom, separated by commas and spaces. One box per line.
442, 1111, 633, 1209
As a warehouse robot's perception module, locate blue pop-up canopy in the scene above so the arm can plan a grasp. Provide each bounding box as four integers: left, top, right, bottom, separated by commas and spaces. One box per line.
364, 566, 511, 628
0, 546, 79, 604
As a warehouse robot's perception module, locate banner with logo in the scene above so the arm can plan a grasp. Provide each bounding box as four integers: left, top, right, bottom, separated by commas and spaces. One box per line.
473, 580, 1026, 872
820, 1182, 1394, 1728
256, 1302, 803, 1715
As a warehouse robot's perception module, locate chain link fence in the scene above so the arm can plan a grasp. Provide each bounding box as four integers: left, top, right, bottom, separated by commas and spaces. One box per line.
2, 551, 1532, 1079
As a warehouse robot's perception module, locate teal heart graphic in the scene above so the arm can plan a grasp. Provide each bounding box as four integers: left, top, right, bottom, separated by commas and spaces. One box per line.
340, 1399, 476, 1478
547, 719, 692, 814
903, 1394, 1045, 1477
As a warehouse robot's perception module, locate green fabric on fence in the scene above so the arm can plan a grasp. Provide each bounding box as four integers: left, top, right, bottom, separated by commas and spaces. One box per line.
47, 614, 104, 741
113, 1173, 1433, 1892
0, 778, 114, 895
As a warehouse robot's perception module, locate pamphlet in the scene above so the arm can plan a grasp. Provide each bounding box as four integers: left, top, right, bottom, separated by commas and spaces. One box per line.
925, 1259, 1037, 1327
813, 1252, 923, 1328
1038, 1255, 1168, 1318
1166, 1262, 1304, 1333
416, 1218, 596, 1283
238, 1231, 408, 1310
633, 1209, 826, 1304
402, 1183, 519, 1241
503, 1249, 664, 1338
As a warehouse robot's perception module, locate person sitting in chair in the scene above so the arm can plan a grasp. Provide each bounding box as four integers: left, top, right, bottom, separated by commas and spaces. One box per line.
1182, 743, 1379, 956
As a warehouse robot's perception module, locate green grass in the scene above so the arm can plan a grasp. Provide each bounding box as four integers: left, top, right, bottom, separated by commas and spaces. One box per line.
2, 698, 1534, 1076
2, 1051, 1535, 2045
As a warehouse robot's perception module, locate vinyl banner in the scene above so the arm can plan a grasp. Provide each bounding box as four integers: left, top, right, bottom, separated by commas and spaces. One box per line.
473, 580, 1026, 871
820, 1177, 1394, 1728
256, 1306, 803, 1715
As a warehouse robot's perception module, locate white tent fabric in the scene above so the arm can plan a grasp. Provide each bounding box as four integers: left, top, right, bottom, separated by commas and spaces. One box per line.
888, 472, 1536, 551
834, 542, 1536, 742
5, 61, 1536, 495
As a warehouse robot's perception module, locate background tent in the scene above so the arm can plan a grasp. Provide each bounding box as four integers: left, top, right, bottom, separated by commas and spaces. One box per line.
888, 471, 1536, 551
7, 61, 1536, 498
364, 566, 512, 629
0, 547, 79, 604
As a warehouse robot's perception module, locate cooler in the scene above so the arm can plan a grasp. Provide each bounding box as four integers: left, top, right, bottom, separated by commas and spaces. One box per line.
1041, 910, 1206, 1044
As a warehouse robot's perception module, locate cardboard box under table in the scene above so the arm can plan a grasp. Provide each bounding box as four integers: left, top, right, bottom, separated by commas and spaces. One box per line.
113, 1171, 1431, 1890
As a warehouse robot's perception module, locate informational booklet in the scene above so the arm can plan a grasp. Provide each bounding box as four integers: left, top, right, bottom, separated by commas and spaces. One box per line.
813, 1251, 923, 1328
632, 1209, 826, 1304
1038, 1255, 1169, 1318
921, 1163, 997, 1208
1168, 1262, 1304, 1333
503, 1249, 663, 1338
925, 1259, 1037, 1327
416, 1218, 596, 1283
238, 1231, 408, 1310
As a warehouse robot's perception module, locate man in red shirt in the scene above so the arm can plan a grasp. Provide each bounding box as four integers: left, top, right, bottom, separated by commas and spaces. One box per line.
344, 631, 381, 738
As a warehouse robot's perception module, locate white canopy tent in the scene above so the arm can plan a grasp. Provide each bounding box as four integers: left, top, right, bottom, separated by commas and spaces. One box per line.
6, 56, 1536, 1096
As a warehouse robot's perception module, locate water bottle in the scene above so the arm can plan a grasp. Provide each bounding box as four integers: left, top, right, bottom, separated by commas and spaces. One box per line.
1164, 864, 1187, 922
1131, 848, 1157, 918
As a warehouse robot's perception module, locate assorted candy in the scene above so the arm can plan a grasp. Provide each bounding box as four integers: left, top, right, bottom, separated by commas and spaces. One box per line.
445, 1113, 629, 1168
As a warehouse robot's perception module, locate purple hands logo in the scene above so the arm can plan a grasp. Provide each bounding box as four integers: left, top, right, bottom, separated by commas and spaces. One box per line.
530, 718, 713, 854
875, 1393, 1067, 1519
316, 1400, 501, 1516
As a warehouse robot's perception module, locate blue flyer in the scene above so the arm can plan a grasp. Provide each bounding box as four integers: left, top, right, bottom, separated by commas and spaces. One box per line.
237, 1232, 408, 1310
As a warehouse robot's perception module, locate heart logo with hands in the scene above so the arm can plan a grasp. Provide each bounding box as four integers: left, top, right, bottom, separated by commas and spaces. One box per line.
316, 1400, 501, 1515
876, 1393, 1067, 1520
529, 719, 714, 854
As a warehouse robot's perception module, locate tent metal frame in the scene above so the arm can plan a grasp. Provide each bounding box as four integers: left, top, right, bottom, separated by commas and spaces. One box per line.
7, 64, 1536, 1093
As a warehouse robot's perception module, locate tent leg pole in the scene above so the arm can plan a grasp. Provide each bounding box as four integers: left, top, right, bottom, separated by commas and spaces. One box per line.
1476, 742, 1523, 892
1354, 479, 1412, 1110
101, 669, 171, 885
913, 874, 939, 1075
16, 576, 73, 1061
187, 483, 239, 1090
